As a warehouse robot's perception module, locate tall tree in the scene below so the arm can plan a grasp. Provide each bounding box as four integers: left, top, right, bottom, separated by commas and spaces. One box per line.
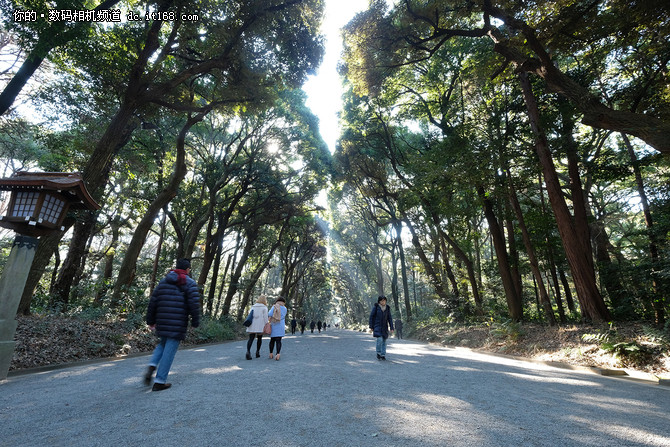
0, 0, 124, 115
342, 0, 670, 155
519, 72, 611, 321
16, 0, 326, 312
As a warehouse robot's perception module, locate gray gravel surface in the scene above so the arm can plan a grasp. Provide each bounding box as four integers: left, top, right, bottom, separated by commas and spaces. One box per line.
1, 329, 669, 447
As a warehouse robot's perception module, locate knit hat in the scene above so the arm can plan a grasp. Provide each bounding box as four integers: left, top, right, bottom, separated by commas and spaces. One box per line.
176, 258, 191, 270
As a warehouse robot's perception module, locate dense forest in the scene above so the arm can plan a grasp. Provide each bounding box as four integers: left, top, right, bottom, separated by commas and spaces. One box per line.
0, 0, 668, 347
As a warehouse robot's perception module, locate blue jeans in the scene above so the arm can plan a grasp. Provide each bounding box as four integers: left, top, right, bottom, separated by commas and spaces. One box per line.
149, 337, 181, 384
376, 336, 387, 356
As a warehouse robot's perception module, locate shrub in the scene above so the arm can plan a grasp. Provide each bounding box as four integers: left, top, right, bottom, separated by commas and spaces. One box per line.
582, 325, 659, 368
190, 317, 236, 343
487, 318, 524, 342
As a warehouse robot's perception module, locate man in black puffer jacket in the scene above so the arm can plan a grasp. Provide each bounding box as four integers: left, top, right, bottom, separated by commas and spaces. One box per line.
144, 258, 200, 391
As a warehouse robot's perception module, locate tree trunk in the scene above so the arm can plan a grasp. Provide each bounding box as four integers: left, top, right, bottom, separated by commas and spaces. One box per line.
440, 227, 483, 314
538, 171, 567, 322
590, 216, 626, 311
548, 262, 566, 323
478, 186, 523, 321
50, 211, 98, 309
402, 216, 453, 310
49, 247, 61, 297
149, 209, 167, 294
438, 229, 460, 300
390, 243, 400, 314
519, 72, 611, 322
393, 220, 412, 321
94, 218, 121, 304
220, 233, 242, 316
197, 211, 217, 289
374, 244, 384, 296
205, 213, 226, 316
505, 207, 523, 300
508, 179, 556, 325
0, 56, 44, 116
181, 183, 211, 259
214, 252, 234, 317
199, 185, 250, 295
111, 113, 206, 306
70, 220, 97, 303
621, 133, 665, 326
221, 228, 259, 316
562, 115, 623, 313
558, 269, 576, 313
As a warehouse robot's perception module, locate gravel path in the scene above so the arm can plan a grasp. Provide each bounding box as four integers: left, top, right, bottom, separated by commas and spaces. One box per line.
1, 329, 669, 447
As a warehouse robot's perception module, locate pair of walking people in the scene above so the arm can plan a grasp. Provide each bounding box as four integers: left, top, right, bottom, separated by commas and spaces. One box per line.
245, 295, 287, 361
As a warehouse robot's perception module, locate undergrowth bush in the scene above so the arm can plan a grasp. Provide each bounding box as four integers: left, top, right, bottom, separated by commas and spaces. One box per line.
582, 325, 661, 368
191, 316, 237, 343
487, 318, 524, 342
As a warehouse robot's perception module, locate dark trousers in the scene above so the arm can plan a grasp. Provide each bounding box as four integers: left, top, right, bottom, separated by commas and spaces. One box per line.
269, 336, 283, 354
246, 333, 263, 353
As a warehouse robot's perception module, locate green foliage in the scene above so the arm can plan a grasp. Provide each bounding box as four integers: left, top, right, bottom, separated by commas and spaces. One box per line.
191, 317, 236, 343
642, 325, 670, 347
486, 318, 524, 342
582, 325, 661, 368
600, 341, 656, 368
581, 332, 612, 344
67, 305, 115, 322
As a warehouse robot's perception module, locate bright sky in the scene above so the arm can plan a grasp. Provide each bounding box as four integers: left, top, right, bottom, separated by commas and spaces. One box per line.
302, 0, 367, 154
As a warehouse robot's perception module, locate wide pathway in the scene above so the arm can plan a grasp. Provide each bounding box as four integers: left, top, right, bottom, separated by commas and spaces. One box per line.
1, 329, 669, 446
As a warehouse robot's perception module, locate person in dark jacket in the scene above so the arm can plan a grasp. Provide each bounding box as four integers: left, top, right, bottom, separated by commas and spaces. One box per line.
290, 316, 297, 335
144, 258, 200, 391
299, 317, 306, 334
369, 296, 394, 360
395, 318, 403, 339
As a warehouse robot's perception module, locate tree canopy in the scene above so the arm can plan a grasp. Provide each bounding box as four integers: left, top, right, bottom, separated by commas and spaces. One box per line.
0, 0, 667, 333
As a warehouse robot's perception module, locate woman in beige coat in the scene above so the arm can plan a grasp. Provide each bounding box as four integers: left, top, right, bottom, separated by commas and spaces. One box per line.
245, 295, 269, 360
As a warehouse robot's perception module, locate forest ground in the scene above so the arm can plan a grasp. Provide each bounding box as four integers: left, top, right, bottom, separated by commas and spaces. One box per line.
408, 320, 670, 379
9, 314, 670, 380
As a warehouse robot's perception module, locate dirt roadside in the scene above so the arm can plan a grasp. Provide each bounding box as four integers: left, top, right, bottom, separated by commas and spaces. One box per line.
407, 320, 670, 380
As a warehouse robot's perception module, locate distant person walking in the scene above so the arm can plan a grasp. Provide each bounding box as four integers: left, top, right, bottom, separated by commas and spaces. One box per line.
395, 318, 403, 339
144, 258, 201, 391
310, 320, 316, 333
369, 296, 394, 361
299, 318, 306, 334
268, 297, 288, 360
245, 295, 269, 360
290, 317, 297, 335
317, 320, 322, 333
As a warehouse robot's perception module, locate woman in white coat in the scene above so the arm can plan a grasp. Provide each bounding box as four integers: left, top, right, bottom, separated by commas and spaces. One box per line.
245, 295, 269, 360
